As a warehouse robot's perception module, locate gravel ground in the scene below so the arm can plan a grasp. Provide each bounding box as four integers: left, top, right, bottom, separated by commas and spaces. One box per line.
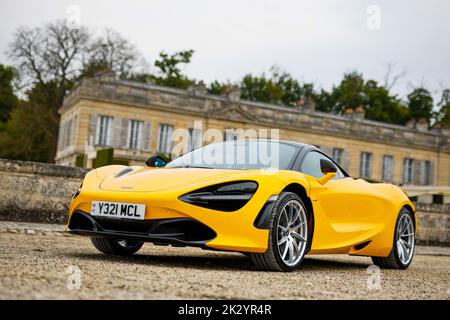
0, 230, 449, 300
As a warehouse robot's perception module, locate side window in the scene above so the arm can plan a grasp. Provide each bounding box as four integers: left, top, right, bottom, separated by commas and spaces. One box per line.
300, 151, 345, 179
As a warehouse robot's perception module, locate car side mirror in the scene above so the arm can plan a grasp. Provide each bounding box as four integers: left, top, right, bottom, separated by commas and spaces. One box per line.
320, 159, 337, 174
318, 159, 337, 185
145, 155, 167, 168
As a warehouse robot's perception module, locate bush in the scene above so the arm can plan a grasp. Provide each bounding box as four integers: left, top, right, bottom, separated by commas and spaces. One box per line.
75, 154, 86, 168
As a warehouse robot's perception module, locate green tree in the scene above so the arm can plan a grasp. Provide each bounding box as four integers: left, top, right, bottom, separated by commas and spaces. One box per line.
434, 89, 450, 127
312, 88, 340, 113
207, 80, 232, 95
0, 64, 18, 123
334, 72, 366, 113
152, 50, 194, 89
0, 82, 58, 162
363, 80, 410, 125
238, 66, 314, 107
240, 73, 284, 104
407, 88, 434, 125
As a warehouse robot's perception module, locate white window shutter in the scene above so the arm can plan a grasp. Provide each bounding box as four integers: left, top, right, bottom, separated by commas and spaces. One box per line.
72, 115, 78, 146
167, 125, 173, 153
342, 150, 350, 171
57, 122, 64, 151
111, 117, 122, 148
105, 117, 113, 146
429, 161, 435, 185
142, 122, 151, 151
413, 160, 421, 185
92, 114, 100, 145
120, 118, 130, 148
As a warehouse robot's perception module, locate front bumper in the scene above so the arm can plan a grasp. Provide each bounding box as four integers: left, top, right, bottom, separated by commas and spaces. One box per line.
67, 183, 279, 253
69, 211, 216, 247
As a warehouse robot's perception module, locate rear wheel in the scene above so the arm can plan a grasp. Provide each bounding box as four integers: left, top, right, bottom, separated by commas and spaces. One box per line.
250, 192, 310, 271
371, 208, 415, 269
90, 237, 144, 256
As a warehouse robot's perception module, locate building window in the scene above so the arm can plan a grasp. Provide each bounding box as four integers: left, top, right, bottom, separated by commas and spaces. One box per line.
403, 158, 414, 184
188, 127, 202, 152
95, 116, 113, 146
224, 129, 238, 141
422, 160, 431, 186
382, 155, 394, 182
360, 152, 372, 178
64, 119, 73, 148
158, 124, 173, 153
332, 148, 344, 166
128, 120, 144, 149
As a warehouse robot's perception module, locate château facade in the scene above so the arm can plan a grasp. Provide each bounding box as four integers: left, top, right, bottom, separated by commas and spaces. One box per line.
56, 72, 450, 187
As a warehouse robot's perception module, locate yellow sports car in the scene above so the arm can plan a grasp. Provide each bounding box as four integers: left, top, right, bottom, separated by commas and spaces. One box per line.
67, 140, 417, 271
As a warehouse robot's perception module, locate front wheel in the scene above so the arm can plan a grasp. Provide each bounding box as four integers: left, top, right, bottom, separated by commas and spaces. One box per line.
371, 208, 415, 269
91, 237, 144, 256
250, 192, 310, 271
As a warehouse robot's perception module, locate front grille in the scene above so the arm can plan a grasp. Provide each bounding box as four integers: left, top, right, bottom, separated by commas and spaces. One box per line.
68, 211, 216, 244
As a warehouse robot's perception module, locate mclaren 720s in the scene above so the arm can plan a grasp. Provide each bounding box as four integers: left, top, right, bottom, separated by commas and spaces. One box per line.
67, 140, 417, 271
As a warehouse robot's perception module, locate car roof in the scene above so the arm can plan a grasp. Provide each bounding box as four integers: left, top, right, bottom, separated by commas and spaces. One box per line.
240, 139, 315, 151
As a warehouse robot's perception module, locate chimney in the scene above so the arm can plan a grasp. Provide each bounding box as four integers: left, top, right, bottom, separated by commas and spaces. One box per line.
187, 81, 207, 96
296, 97, 315, 112
227, 86, 241, 102
343, 107, 354, 117
353, 105, 365, 121
415, 118, 429, 132
406, 119, 416, 129
406, 118, 429, 132
304, 96, 316, 112
296, 99, 305, 107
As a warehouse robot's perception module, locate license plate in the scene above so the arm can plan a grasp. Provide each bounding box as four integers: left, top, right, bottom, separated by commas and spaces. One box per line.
91, 201, 145, 220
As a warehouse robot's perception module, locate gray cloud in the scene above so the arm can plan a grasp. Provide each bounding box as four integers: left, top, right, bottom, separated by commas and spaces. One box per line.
0, 0, 449, 100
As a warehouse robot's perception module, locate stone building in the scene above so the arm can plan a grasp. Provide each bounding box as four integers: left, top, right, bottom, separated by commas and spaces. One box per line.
56, 72, 450, 187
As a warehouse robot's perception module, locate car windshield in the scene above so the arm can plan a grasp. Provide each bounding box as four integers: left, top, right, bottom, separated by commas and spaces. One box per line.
166, 140, 298, 170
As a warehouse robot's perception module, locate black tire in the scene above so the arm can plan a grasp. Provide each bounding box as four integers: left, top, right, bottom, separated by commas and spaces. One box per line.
371, 208, 415, 269
250, 192, 312, 272
90, 237, 144, 256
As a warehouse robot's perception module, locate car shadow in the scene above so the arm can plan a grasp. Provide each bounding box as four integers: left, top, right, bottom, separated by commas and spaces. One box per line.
66, 250, 255, 271
66, 249, 371, 272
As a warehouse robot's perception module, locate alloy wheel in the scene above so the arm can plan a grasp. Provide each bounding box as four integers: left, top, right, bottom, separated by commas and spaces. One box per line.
396, 213, 415, 265
276, 199, 308, 267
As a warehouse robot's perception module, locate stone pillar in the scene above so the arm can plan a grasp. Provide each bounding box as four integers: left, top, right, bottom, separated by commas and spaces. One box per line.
227, 86, 241, 102
296, 97, 316, 112
343, 106, 364, 121
415, 118, 429, 132
353, 105, 365, 121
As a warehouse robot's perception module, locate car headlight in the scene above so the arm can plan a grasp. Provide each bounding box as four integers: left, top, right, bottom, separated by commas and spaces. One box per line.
179, 181, 258, 212
73, 183, 82, 199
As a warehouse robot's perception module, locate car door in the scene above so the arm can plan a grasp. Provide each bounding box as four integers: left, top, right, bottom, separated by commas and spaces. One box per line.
299, 150, 384, 252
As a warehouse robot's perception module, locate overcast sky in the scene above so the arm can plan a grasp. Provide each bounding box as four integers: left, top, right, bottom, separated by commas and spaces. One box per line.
0, 0, 449, 101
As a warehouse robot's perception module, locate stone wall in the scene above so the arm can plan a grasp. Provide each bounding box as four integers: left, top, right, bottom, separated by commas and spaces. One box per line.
0, 159, 87, 224
415, 203, 450, 246
0, 159, 448, 246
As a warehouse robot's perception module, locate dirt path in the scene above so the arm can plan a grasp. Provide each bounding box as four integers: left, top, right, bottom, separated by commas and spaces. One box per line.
0, 232, 449, 299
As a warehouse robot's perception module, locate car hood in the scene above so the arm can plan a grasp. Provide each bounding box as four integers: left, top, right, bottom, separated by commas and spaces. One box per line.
99, 167, 246, 192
